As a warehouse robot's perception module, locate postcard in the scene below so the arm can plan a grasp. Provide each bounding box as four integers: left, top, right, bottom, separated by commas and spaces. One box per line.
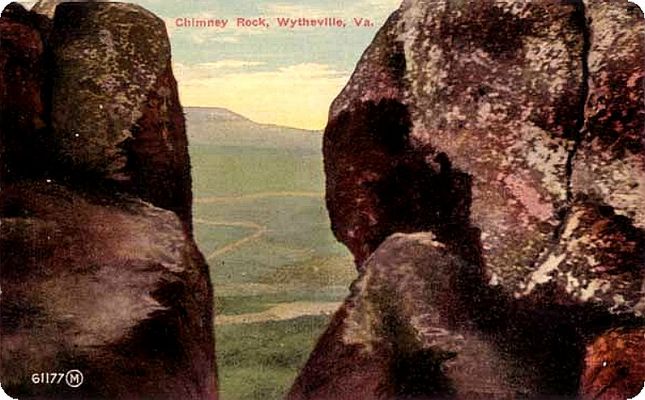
0, 0, 643, 399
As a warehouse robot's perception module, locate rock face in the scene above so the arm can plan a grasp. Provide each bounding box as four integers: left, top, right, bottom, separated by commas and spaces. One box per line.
0, 3, 47, 182
1, 2, 217, 399
290, 233, 599, 399
298, 0, 644, 398
581, 328, 645, 400
1, 183, 216, 399
31, 0, 97, 19
49, 2, 193, 230
573, 1, 645, 230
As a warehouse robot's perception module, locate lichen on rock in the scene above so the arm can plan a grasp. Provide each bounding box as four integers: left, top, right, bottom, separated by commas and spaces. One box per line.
324, 0, 643, 318
289, 233, 599, 399
49, 3, 170, 180
304, 0, 644, 398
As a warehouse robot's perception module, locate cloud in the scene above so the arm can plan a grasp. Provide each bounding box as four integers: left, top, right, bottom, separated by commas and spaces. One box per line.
196, 60, 266, 69
262, 3, 332, 19
173, 62, 349, 130
261, 0, 401, 20
173, 60, 267, 80
357, 0, 402, 13
278, 63, 345, 77
209, 36, 240, 43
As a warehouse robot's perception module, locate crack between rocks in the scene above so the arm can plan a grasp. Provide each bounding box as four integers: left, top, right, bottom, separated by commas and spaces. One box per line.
565, 0, 592, 205
553, 0, 592, 244
521, 0, 591, 282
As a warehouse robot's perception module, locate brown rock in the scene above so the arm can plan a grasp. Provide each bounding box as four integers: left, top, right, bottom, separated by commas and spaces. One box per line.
581, 328, 645, 400
0, 182, 217, 399
289, 233, 475, 400
0, 2, 217, 398
310, 0, 644, 398
326, 0, 587, 292
290, 233, 591, 399
324, 0, 644, 315
324, 99, 473, 267
125, 61, 193, 232
522, 199, 644, 314
518, 0, 645, 316
572, 0, 645, 243
0, 3, 47, 183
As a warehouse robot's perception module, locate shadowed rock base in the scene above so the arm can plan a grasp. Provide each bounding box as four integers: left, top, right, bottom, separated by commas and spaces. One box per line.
1, 182, 217, 400
289, 233, 621, 399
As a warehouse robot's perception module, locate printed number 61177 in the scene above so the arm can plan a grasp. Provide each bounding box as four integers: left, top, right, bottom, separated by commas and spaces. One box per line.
31, 370, 84, 388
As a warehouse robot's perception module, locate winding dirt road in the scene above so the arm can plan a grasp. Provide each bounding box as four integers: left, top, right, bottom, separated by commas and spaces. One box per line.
194, 191, 322, 204
193, 191, 324, 261
194, 191, 342, 324
215, 301, 341, 325
193, 218, 267, 261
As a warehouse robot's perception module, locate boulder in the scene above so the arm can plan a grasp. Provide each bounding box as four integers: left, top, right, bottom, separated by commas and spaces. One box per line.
289, 233, 595, 399
324, 0, 644, 318
326, 0, 586, 278
0, 182, 217, 399
308, 0, 644, 398
48, 2, 193, 229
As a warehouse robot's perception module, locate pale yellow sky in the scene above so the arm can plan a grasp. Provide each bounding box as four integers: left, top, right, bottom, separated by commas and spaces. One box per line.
174, 61, 349, 130
157, 0, 403, 131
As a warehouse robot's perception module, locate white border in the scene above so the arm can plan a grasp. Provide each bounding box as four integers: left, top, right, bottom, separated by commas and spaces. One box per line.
0, 382, 16, 400
0, 0, 642, 399
633, 0, 645, 12
0, 0, 13, 14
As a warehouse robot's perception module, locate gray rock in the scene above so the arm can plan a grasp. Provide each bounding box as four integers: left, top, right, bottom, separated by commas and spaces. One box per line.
324, 0, 644, 316
49, 2, 169, 180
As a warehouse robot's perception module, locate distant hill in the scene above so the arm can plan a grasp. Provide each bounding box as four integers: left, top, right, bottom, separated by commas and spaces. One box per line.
185, 107, 322, 152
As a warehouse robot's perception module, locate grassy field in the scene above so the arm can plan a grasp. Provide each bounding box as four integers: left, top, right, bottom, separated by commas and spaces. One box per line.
216, 316, 331, 400
187, 112, 355, 399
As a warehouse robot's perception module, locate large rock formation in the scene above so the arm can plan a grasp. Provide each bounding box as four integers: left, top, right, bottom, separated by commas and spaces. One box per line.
290, 233, 598, 399
48, 2, 193, 230
1, 183, 216, 399
0, 2, 217, 399
296, 0, 644, 398
0, 3, 47, 183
